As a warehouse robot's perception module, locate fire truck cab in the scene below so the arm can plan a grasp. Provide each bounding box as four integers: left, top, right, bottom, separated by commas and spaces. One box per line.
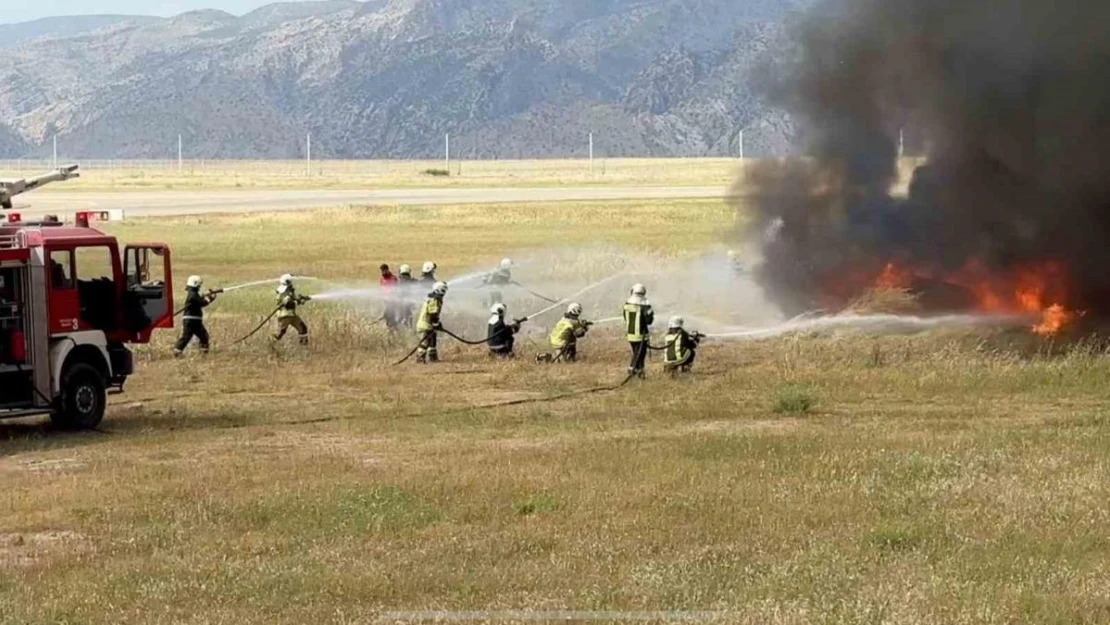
0, 213, 173, 429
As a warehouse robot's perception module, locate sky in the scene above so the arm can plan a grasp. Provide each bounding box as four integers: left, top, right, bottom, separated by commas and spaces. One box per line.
0, 1, 280, 24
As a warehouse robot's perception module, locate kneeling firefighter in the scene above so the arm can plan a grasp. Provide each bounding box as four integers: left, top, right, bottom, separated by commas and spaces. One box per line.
416, 281, 449, 363
662, 316, 703, 374
622, 283, 655, 377
541, 303, 591, 363
273, 274, 311, 344
487, 303, 524, 358
174, 275, 221, 356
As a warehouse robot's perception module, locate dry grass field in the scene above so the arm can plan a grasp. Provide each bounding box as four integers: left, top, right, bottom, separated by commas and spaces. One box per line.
0, 157, 927, 192
2, 198, 1110, 624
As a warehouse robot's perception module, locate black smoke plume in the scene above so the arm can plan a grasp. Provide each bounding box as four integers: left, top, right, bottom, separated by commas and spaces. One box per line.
747, 0, 1110, 316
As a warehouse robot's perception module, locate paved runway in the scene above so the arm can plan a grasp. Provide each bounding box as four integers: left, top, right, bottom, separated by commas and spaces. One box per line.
16, 186, 729, 218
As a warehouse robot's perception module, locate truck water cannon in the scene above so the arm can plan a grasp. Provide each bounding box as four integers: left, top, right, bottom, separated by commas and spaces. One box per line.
0, 164, 80, 209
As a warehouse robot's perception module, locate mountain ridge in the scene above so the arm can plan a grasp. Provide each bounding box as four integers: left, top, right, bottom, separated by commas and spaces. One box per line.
0, 0, 803, 159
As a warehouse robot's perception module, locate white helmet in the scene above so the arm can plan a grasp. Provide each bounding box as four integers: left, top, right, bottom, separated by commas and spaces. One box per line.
668, 316, 685, 329
567, 302, 582, 317
631, 283, 647, 297
279, 273, 294, 286
422, 261, 437, 274
499, 258, 513, 270
186, 275, 203, 288
399, 264, 412, 276
491, 303, 507, 315
432, 281, 449, 296
727, 250, 736, 259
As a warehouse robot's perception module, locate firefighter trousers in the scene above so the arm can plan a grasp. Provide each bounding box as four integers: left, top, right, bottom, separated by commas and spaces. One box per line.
175, 319, 210, 353
274, 315, 309, 344
416, 331, 438, 362
628, 341, 649, 374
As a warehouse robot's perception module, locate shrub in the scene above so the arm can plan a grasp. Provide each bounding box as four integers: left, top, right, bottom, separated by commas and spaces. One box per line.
422, 168, 450, 177
773, 384, 816, 414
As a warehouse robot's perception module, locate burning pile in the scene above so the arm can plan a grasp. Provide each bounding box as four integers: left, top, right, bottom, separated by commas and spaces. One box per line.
745, 0, 1110, 336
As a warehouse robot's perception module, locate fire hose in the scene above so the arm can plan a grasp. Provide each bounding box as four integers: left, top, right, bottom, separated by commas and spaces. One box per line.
172, 289, 224, 318
230, 306, 282, 345
393, 321, 524, 365
510, 281, 559, 303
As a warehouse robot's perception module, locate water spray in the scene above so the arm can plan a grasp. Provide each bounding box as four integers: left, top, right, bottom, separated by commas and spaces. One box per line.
524, 273, 629, 320
702, 313, 1027, 341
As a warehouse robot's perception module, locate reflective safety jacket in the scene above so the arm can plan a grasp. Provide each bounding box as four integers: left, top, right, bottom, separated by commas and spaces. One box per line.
417, 295, 443, 332
182, 286, 211, 321
622, 296, 655, 342
663, 328, 699, 366
485, 268, 512, 287
276, 287, 301, 319
550, 316, 588, 349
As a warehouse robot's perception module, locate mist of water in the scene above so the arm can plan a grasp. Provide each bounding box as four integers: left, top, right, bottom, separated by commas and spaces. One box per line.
704, 313, 1027, 341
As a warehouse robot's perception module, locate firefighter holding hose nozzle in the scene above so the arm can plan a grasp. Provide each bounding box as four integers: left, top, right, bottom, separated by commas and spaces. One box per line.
623, 283, 655, 378
416, 281, 448, 363
483, 258, 513, 307
662, 316, 703, 375
538, 302, 591, 363
487, 303, 524, 358
273, 274, 311, 344
174, 275, 221, 356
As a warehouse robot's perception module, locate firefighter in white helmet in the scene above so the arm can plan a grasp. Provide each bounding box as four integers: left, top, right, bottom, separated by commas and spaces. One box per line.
662, 316, 703, 374
415, 281, 448, 363
487, 302, 524, 358
420, 261, 438, 285
273, 274, 311, 344
622, 283, 654, 377
396, 264, 416, 327
173, 275, 220, 356
539, 302, 591, 363
482, 257, 513, 307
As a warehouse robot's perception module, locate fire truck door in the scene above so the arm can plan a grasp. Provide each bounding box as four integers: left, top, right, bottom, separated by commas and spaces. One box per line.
123, 245, 173, 335
46, 249, 81, 333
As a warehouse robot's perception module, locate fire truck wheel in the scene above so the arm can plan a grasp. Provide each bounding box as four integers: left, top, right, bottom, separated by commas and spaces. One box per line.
52, 363, 107, 430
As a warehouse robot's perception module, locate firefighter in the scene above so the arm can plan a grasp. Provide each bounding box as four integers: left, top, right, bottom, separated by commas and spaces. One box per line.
662, 316, 702, 374
273, 274, 311, 344
415, 281, 448, 363
622, 283, 655, 377
421, 261, 438, 285
540, 303, 591, 363
380, 264, 400, 329
483, 258, 513, 307
487, 303, 523, 358
174, 275, 219, 357
397, 264, 416, 327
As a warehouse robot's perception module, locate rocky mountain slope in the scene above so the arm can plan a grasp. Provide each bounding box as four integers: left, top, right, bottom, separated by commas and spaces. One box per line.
0, 0, 804, 158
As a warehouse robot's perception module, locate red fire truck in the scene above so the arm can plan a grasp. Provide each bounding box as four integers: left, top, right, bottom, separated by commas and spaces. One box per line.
0, 212, 173, 429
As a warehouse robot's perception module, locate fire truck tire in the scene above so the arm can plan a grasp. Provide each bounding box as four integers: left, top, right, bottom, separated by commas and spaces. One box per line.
1, 200, 10, 210
51, 363, 107, 430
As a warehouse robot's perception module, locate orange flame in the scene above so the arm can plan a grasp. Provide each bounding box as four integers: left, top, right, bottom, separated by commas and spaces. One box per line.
1032, 304, 1074, 336
864, 259, 1077, 336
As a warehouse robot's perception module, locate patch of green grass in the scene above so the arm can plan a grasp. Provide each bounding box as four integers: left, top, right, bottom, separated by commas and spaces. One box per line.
773, 384, 817, 414
513, 494, 561, 516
